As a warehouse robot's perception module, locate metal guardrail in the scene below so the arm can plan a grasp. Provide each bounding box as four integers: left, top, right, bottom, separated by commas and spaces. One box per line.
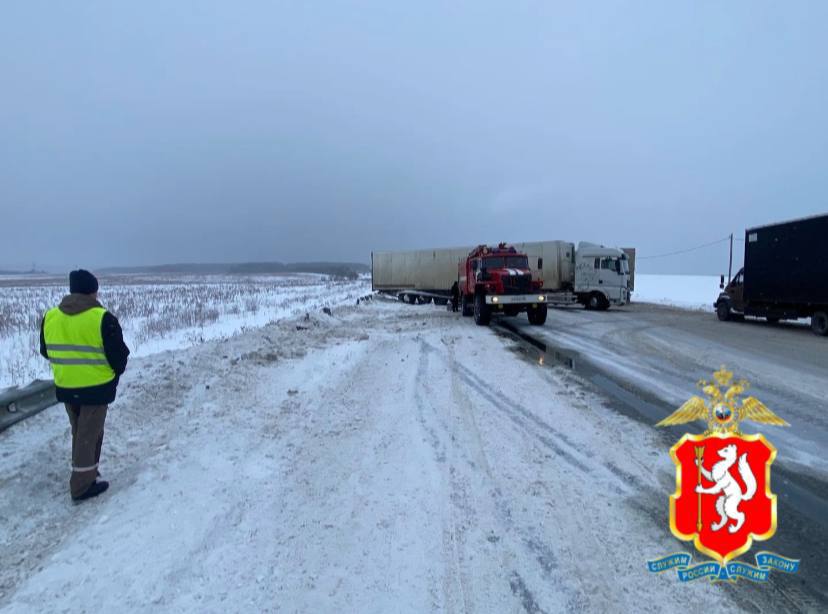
0, 380, 58, 433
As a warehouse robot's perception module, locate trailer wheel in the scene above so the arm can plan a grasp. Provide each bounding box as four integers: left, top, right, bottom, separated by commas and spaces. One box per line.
716, 301, 731, 322
461, 294, 473, 317
527, 304, 548, 325
474, 293, 491, 326
812, 311, 828, 336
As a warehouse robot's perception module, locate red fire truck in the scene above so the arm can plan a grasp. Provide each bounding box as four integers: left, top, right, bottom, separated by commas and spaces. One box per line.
459, 243, 547, 326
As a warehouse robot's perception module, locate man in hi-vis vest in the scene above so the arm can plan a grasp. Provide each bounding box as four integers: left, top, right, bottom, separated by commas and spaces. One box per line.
39, 270, 130, 502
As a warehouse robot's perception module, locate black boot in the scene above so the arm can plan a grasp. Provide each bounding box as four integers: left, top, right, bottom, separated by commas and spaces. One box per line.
72, 480, 109, 502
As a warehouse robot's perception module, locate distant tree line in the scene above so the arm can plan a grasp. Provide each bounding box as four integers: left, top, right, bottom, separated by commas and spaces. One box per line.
97, 261, 369, 277
0, 268, 48, 275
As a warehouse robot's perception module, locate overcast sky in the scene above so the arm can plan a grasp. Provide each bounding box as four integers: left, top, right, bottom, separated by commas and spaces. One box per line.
2, 1, 826, 274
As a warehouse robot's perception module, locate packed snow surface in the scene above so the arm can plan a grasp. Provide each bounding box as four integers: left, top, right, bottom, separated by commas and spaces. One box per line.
1, 301, 748, 613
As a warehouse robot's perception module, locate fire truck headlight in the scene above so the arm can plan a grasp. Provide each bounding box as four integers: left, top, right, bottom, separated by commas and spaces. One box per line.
538, 295, 545, 302
492, 296, 499, 303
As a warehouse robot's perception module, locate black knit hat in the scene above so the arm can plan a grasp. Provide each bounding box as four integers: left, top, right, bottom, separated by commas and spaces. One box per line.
69, 269, 99, 295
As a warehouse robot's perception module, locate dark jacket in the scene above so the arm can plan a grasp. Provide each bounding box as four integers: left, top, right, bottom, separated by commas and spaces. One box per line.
40, 294, 130, 405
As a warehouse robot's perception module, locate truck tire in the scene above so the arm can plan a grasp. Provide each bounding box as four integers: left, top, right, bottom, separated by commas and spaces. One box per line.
716, 301, 731, 322
474, 293, 491, 326
527, 303, 548, 325
812, 311, 828, 336
461, 294, 473, 317
585, 293, 602, 311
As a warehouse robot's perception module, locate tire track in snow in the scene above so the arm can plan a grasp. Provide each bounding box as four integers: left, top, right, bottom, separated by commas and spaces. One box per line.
419, 334, 739, 612
416, 338, 578, 612
414, 338, 470, 614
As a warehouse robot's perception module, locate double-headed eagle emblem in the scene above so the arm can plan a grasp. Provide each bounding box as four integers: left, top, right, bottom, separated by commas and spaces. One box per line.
648, 366, 799, 581
656, 366, 788, 435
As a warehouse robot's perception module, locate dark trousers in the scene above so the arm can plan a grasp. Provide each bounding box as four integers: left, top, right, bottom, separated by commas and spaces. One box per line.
65, 403, 108, 498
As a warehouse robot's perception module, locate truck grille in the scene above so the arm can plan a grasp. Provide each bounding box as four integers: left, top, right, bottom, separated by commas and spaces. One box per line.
501, 274, 531, 294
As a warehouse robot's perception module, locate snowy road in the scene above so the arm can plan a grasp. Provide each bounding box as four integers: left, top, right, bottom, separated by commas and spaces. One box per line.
508, 302, 828, 474
506, 301, 828, 609
0, 301, 823, 612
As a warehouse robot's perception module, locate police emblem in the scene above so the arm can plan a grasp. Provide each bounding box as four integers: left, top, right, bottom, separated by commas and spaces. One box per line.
647, 367, 800, 582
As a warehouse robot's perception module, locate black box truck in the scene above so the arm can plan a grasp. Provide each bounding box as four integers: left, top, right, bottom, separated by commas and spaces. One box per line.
715, 213, 828, 336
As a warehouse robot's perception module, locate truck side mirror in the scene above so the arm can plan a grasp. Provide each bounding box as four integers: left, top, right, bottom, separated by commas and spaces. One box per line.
719, 274, 725, 289
537, 258, 543, 269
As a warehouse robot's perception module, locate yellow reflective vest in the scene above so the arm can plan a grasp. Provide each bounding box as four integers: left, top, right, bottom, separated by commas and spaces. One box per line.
43, 306, 116, 389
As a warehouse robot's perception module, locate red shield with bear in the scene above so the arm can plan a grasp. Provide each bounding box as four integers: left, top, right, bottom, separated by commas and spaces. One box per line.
670, 433, 776, 564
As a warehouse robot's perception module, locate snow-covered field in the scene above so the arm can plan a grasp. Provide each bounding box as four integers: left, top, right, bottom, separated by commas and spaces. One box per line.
0, 300, 746, 613
632, 274, 721, 311
1, 272, 728, 390
0, 274, 369, 388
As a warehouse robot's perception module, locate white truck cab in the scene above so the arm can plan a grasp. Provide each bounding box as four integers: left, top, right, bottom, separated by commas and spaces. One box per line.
574, 242, 630, 309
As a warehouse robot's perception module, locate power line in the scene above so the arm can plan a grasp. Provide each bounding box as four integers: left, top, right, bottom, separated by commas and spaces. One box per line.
637, 235, 732, 260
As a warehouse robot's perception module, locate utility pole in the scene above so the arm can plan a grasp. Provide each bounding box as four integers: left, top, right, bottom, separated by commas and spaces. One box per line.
728, 233, 733, 283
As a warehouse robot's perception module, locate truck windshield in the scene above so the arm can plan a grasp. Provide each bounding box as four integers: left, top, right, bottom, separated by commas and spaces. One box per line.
600, 257, 628, 275
484, 256, 528, 269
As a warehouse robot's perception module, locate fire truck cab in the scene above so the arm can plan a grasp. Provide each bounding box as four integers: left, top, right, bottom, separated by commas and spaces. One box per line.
458, 243, 547, 326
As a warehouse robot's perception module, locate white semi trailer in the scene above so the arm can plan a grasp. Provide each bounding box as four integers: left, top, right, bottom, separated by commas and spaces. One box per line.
372, 240, 632, 310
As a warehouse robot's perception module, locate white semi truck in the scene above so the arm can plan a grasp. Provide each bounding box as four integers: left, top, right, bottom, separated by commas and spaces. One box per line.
372, 240, 633, 310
